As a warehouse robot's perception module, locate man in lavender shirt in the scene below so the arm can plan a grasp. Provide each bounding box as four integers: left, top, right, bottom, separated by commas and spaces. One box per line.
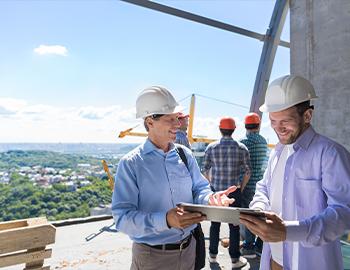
240, 75, 350, 270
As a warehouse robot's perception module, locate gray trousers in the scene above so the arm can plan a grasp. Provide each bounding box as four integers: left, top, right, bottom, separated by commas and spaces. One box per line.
131, 237, 196, 270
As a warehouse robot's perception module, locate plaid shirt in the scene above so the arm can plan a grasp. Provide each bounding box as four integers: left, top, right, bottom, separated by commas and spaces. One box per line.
239, 132, 268, 191
202, 136, 251, 191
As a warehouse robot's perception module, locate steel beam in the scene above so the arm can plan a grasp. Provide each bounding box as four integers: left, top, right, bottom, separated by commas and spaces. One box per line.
121, 0, 290, 48
249, 0, 290, 115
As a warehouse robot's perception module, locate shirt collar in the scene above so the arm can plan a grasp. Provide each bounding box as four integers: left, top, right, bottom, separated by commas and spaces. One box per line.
220, 136, 234, 142
142, 138, 175, 155
246, 132, 259, 139
293, 126, 316, 151
247, 131, 258, 135
176, 130, 187, 135
275, 126, 316, 153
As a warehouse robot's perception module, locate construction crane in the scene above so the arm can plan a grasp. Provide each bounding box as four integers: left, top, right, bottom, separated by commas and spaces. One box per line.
117, 93, 275, 148
118, 94, 215, 144
102, 159, 114, 191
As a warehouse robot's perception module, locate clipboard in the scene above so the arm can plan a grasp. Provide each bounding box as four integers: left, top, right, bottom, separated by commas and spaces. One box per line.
177, 202, 265, 225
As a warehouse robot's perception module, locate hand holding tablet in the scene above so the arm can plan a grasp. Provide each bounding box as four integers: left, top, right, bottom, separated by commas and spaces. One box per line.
177, 202, 266, 225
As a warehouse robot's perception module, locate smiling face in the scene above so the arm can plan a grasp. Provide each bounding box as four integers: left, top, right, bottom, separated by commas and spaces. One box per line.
146, 113, 181, 152
269, 106, 312, 145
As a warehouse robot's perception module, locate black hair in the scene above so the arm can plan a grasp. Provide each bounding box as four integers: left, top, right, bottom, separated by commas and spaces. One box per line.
144, 114, 165, 131
295, 101, 314, 116
220, 128, 234, 136
245, 123, 260, 130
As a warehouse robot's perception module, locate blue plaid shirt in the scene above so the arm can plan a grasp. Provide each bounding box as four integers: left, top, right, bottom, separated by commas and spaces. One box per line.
239, 132, 268, 192
202, 136, 251, 191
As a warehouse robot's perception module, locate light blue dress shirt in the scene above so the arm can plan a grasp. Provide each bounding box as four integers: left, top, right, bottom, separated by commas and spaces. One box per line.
112, 139, 212, 245
251, 126, 350, 270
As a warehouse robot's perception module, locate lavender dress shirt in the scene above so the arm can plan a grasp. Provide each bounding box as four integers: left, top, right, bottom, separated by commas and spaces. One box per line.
250, 126, 350, 270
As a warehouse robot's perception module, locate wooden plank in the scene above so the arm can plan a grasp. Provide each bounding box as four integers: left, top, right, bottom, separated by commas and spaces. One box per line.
24, 247, 45, 270
24, 266, 50, 270
25, 260, 44, 270
0, 248, 51, 267
0, 225, 56, 254
26, 217, 47, 227
0, 220, 27, 232
0, 217, 47, 232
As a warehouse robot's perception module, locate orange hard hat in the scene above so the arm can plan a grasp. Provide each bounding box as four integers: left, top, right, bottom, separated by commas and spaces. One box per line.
244, 112, 261, 125
219, 117, 236, 129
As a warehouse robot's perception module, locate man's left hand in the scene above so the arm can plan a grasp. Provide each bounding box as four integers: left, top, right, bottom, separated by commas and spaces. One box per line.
240, 211, 286, 242
208, 185, 237, 206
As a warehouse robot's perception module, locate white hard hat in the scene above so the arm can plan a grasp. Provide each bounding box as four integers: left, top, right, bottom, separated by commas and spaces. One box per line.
259, 75, 318, 113
136, 86, 182, 119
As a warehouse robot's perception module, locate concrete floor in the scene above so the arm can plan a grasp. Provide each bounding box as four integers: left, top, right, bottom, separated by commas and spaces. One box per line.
4, 219, 260, 270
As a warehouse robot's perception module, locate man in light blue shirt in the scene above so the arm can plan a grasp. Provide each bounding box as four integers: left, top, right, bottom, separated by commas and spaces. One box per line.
112, 86, 236, 270
240, 75, 350, 270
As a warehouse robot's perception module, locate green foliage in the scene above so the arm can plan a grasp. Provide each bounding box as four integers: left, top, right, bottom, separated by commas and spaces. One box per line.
0, 175, 112, 221
0, 150, 117, 169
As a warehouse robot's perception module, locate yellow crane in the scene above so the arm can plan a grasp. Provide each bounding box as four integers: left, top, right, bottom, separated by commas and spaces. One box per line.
117, 93, 275, 148
102, 159, 114, 191
118, 94, 215, 144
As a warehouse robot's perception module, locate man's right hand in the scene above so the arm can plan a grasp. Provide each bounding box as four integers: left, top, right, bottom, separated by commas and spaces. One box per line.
166, 207, 206, 229
208, 185, 237, 206
240, 211, 286, 242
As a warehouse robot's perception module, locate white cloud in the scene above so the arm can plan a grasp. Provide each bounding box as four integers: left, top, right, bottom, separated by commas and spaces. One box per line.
193, 116, 246, 141
0, 97, 27, 115
78, 106, 121, 120
0, 97, 278, 144
0, 97, 140, 143
34, 45, 68, 56
20, 104, 55, 115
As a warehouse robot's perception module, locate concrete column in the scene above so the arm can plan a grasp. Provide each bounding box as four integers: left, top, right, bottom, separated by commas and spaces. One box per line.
290, 0, 350, 150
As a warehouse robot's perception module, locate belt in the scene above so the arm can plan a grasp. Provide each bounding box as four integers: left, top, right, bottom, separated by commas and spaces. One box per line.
143, 234, 192, 251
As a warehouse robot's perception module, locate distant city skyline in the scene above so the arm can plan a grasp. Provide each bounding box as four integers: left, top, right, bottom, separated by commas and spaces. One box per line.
0, 1, 290, 144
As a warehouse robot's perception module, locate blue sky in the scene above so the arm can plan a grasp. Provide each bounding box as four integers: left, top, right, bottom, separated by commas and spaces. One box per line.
0, 0, 290, 144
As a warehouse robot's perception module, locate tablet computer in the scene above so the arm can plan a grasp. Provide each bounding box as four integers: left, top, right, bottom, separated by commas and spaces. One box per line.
177, 202, 265, 225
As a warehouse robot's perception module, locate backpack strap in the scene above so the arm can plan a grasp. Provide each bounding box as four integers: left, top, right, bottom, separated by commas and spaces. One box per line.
176, 146, 189, 171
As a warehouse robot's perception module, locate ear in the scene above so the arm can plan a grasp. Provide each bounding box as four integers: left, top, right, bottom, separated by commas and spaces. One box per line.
146, 117, 154, 129
304, 108, 313, 124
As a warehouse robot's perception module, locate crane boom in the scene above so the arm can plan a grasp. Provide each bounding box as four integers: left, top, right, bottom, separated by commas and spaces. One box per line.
102, 160, 114, 191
